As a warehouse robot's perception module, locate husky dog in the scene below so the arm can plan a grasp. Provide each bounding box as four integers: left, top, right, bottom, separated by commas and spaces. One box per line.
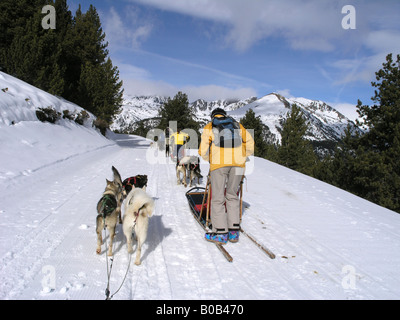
187, 156, 202, 187
96, 166, 124, 256
176, 156, 190, 187
123, 188, 154, 265
122, 175, 148, 197
176, 156, 202, 187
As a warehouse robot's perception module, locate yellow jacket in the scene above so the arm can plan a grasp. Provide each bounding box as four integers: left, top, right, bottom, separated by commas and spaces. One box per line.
170, 131, 189, 145
198, 119, 254, 172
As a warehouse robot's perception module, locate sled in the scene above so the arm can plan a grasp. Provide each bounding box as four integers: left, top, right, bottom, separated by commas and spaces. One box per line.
186, 186, 210, 227
185, 184, 233, 262
185, 174, 244, 230
186, 175, 276, 260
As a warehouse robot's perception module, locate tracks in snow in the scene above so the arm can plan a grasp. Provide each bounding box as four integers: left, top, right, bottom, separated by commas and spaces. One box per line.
3, 135, 379, 300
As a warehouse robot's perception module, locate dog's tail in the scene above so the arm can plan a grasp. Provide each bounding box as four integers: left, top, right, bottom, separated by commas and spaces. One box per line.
127, 189, 155, 217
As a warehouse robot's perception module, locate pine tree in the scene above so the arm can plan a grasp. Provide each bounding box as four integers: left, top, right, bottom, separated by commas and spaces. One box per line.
158, 91, 199, 132
66, 4, 109, 105
276, 104, 317, 176
328, 54, 400, 212
79, 58, 123, 124
0, 0, 45, 73
351, 53, 400, 212
1, 1, 123, 129
328, 125, 361, 191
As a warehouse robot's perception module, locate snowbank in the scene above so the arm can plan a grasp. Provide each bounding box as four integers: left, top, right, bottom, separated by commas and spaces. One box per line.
0, 71, 114, 180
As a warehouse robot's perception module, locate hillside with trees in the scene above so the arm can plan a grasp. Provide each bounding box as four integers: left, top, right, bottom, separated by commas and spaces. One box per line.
0, 0, 123, 132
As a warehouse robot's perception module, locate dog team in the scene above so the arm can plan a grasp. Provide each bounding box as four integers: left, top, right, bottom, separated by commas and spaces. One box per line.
96, 166, 153, 266
96, 158, 202, 266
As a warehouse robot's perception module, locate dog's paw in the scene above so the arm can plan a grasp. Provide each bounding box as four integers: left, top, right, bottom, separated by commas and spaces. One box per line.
96, 248, 101, 254
135, 260, 141, 266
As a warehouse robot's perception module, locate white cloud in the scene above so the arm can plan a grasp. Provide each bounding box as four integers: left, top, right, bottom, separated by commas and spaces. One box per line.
364, 30, 400, 54
123, 78, 177, 97
129, 0, 349, 52
276, 89, 295, 99
119, 0, 400, 94
182, 84, 257, 101
332, 29, 400, 85
122, 77, 256, 102
102, 6, 153, 49
117, 62, 150, 80
128, 0, 400, 59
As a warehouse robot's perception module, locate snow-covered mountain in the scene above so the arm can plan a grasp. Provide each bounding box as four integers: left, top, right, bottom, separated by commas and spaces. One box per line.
111, 93, 358, 151
190, 96, 257, 125
110, 95, 257, 133
229, 93, 358, 145
1, 72, 400, 300
110, 95, 168, 133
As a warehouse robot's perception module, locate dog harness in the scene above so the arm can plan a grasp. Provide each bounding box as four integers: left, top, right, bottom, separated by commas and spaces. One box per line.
98, 194, 117, 217
124, 176, 137, 186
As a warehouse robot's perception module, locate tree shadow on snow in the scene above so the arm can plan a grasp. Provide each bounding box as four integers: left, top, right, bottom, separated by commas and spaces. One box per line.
111, 133, 150, 149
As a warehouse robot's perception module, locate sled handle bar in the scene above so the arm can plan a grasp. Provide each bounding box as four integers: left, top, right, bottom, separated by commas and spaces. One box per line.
185, 186, 206, 196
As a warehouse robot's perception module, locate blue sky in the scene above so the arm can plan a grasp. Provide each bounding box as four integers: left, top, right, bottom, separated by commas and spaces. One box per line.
69, 0, 400, 121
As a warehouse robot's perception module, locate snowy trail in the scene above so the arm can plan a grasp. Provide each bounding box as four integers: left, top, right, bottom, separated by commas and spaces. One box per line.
1, 134, 400, 300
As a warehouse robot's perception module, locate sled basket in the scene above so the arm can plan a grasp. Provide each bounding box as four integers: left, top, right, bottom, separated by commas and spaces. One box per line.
185, 187, 209, 226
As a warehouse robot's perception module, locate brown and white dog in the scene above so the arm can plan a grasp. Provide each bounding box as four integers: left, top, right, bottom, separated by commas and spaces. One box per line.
96, 166, 124, 256
123, 188, 154, 265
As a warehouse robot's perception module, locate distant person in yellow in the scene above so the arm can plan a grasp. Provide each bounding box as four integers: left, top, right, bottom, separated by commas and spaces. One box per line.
199, 108, 254, 244
170, 128, 189, 161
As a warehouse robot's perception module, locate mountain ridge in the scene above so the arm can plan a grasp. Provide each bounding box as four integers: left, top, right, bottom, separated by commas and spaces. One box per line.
111, 93, 359, 154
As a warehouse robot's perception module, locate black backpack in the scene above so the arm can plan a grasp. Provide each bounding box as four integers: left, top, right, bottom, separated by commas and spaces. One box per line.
212, 116, 242, 148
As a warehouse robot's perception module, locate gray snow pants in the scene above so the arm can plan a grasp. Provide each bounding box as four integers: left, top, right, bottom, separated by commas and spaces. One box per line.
210, 166, 245, 234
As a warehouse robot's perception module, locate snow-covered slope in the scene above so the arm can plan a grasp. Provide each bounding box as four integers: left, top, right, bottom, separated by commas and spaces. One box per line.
0, 71, 113, 180
1, 72, 399, 300
1, 132, 400, 300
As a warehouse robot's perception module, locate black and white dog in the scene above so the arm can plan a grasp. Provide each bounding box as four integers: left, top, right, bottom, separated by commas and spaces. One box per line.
187, 156, 202, 187
176, 156, 202, 187
122, 175, 148, 196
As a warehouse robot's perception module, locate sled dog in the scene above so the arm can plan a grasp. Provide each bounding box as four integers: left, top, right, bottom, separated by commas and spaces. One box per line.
187, 156, 202, 187
176, 156, 189, 187
123, 188, 154, 265
96, 166, 124, 256
122, 175, 148, 197
176, 156, 202, 187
